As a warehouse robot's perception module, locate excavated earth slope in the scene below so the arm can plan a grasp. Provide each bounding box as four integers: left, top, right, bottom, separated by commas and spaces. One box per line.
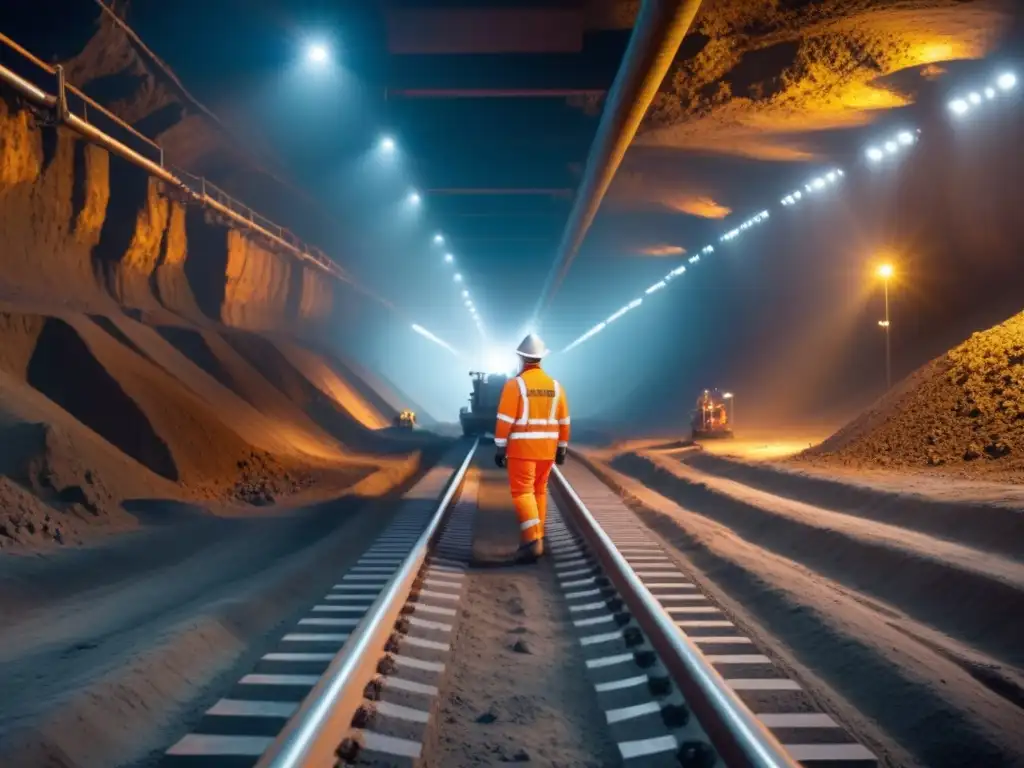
801, 309, 1024, 481
0, 82, 438, 553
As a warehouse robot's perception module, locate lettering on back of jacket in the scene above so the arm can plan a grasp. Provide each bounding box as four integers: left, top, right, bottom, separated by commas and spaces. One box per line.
527, 389, 556, 398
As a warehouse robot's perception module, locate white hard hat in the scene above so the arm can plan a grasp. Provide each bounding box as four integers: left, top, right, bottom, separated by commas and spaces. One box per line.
515, 333, 549, 359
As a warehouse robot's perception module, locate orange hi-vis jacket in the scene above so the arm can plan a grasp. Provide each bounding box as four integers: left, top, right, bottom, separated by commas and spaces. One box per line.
493, 363, 570, 460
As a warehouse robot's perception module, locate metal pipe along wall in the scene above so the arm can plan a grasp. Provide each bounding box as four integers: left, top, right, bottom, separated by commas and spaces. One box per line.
532, 0, 705, 327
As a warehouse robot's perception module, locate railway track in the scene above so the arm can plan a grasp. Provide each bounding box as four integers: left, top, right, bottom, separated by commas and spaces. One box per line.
160, 439, 877, 768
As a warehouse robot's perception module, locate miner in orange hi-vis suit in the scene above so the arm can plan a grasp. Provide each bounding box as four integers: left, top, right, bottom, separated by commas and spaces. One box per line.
493, 333, 570, 563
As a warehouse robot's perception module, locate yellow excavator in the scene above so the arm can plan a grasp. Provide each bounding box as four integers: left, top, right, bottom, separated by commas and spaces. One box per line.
690, 389, 734, 440
395, 409, 417, 429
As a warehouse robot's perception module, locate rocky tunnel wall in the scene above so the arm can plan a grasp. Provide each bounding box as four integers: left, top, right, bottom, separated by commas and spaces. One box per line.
0, 91, 337, 337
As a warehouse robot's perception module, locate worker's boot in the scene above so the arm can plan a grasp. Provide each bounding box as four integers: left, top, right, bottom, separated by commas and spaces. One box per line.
514, 539, 543, 564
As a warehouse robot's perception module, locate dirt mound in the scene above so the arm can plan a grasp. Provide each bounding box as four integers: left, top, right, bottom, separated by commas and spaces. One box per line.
276, 341, 390, 430
223, 333, 416, 454
0, 309, 391, 533
803, 309, 1024, 480
27, 314, 178, 480
0, 371, 159, 550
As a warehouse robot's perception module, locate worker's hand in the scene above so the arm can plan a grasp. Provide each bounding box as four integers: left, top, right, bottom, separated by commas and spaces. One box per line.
494, 448, 507, 468
555, 446, 567, 466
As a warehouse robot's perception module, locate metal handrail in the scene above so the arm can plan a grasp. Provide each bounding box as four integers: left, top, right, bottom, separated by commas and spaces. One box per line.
0, 32, 376, 298
550, 465, 800, 768
255, 439, 479, 767
0, 31, 161, 154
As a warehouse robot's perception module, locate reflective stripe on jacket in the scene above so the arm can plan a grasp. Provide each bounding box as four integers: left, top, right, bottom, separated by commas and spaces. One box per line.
493, 363, 570, 460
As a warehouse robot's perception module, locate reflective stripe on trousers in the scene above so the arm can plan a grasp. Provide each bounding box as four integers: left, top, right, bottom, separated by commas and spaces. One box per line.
507, 457, 554, 545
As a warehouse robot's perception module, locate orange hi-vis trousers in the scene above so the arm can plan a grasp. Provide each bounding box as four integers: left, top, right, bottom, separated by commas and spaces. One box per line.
507, 457, 554, 546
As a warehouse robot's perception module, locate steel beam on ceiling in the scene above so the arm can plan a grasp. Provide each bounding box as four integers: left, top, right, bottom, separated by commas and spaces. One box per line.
389, 88, 606, 98
426, 188, 573, 196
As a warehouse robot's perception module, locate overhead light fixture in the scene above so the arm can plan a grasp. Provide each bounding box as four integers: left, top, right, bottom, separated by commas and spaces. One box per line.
948, 98, 970, 115
306, 43, 330, 66
411, 323, 459, 356
996, 72, 1017, 91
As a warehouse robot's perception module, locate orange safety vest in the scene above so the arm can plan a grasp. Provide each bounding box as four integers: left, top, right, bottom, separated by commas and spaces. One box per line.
493, 363, 570, 460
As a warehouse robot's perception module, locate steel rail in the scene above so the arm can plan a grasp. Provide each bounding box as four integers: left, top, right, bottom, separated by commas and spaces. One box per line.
255, 439, 479, 768
550, 465, 800, 768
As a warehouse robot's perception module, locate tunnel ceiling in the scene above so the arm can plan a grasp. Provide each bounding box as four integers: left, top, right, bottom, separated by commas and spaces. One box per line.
59, 0, 1021, 356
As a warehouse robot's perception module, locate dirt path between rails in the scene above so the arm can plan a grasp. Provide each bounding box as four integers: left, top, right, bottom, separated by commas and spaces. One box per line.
0, 476, 428, 768
422, 469, 619, 767
582, 454, 1024, 768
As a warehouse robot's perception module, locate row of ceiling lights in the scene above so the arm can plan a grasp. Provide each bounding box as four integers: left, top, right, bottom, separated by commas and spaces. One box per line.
433, 233, 487, 341
561, 65, 1018, 355
374, 136, 481, 357
303, 44, 472, 358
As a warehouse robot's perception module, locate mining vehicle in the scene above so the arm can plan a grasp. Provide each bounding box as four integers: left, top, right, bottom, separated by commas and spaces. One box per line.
395, 409, 417, 429
459, 371, 508, 437
690, 389, 734, 440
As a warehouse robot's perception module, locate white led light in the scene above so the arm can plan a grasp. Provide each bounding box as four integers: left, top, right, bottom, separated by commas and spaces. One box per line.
793, 190, 802, 199
884, 141, 898, 153
453, 273, 462, 282
307, 44, 329, 65
985, 87, 996, 99
411, 323, 459, 356
997, 72, 1017, 91
968, 92, 982, 105
826, 171, 837, 182
433, 233, 444, 244
607, 306, 629, 323
444, 253, 454, 264
645, 280, 667, 295
948, 98, 970, 115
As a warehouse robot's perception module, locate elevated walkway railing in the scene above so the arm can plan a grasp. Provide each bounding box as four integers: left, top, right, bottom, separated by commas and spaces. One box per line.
0, 32, 356, 290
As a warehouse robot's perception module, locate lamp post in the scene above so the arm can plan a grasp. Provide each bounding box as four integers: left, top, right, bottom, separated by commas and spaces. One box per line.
876, 263, 894, 390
